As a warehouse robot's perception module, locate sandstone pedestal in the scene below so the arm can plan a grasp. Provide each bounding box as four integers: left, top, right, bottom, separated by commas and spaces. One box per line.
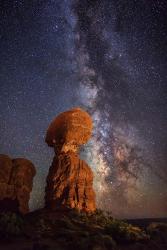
45, 108, 96, 212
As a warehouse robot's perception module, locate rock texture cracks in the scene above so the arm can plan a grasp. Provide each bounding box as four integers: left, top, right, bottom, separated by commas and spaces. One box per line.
45, 108, 96, 212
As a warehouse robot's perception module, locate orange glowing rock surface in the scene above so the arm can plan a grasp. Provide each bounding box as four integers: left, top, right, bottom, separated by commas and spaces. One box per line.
45, 107, 93, 150
45, 107, 96, 212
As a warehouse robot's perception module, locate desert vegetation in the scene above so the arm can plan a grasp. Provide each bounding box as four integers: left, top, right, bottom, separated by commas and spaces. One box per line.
0, 209, 166, 250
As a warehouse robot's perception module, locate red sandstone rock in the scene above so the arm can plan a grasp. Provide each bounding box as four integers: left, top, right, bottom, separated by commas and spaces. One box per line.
45, 107, 93, 150
45, 108, 96, 212
0, 154, 36, 214
0, 155, 12, 183
45, 152, 96, 212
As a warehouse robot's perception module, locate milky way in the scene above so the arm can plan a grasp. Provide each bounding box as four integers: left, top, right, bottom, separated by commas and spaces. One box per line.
0, 0, 167, 218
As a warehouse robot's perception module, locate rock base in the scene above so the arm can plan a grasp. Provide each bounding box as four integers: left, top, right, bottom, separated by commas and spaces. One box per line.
45, 152, 96, 212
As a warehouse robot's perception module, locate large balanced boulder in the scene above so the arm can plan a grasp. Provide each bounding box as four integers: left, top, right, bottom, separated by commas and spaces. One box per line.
0, 154, 36, 214
45, 107, 93, 152
45, 107, 96, 212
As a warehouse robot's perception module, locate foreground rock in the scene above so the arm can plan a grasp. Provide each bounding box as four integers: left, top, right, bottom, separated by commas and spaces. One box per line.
0, 154, 36, 214
45, 107, 96, 212
1, 209, 162, 250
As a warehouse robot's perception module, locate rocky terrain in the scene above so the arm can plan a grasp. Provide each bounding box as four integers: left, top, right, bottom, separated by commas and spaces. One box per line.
45, 152, 96, 212
0, 155, 36, 214
0, 209, 167, 250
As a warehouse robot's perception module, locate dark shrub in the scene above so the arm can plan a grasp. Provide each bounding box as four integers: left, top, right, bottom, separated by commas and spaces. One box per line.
0, 212, 24, 238
105, 219, 148, 243
147, 223, 167, 244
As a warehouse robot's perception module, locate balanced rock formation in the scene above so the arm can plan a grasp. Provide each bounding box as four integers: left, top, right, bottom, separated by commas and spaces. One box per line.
0, 154, 36, 214
45, 107, 96, 212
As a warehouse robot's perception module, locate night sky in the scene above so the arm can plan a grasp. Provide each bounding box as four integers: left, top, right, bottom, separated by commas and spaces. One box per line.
0, 0, 167, 218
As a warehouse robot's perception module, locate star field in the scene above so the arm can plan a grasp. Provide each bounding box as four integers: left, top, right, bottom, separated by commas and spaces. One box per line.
0, 0, 167, 218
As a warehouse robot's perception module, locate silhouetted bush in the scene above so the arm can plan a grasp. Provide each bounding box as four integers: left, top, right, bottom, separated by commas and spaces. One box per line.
105, 219, 149, 243
103, 234, 116, 249
69, 208, 113, 227
88, 209, 113, 227
89, 233, 116, 250
0, 212, 24, 238
37, 218, 52, 234
147, 223, 167, 244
